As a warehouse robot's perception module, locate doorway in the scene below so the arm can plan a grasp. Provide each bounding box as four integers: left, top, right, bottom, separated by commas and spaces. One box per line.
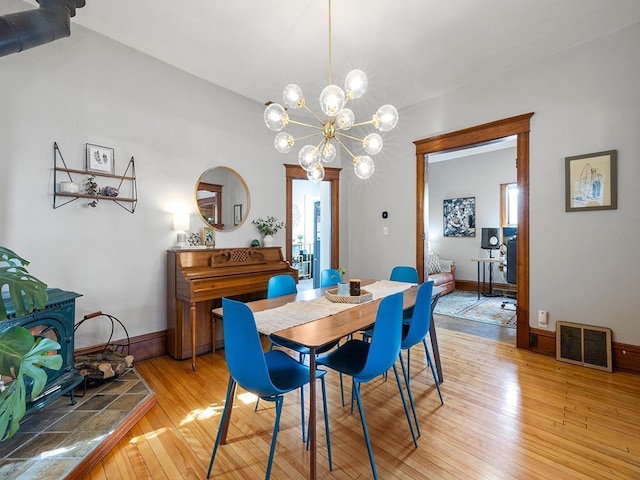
414, 113, 533, 349
285, 165, 341, 288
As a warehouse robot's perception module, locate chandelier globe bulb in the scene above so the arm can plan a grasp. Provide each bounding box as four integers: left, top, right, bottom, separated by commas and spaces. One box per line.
264, 103, 288, 131
319, 84, 346, 117
298, 144, 319, 171
373, 104, 399, 132
320, 142, 337, 163
354, 155, 375, 179
363, 133, 383, 155
336, 108, 355, 130
345, 69, 368, 99
283, 84, 305, 109
307, 162, 325, 183
274, 132, 294, 153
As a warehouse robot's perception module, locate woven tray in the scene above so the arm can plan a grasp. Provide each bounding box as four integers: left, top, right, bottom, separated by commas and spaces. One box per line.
325, 288, 373, 304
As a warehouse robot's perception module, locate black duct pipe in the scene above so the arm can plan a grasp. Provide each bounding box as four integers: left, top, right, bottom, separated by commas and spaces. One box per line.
0, 0, 86, 58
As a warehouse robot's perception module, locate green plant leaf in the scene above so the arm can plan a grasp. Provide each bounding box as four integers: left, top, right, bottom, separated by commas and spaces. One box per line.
0, 326, 35, 376
23, 337, 63, 398
0, 327, 61, 441
0, 246, 48, 321
0, 376, 26, 442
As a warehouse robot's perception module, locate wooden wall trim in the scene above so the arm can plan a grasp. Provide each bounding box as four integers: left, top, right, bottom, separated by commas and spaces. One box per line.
76, 327, 640, 374
284, 164, 341, 269
415, 113, 533, 349
75, 330, 166, 363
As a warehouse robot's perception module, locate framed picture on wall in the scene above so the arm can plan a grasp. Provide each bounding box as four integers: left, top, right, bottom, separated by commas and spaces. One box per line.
234, 204, 243, 225
85, 143, 115, 174
203, 227, 215, 247
443, 197, 476, 237
565, 150, 617, 212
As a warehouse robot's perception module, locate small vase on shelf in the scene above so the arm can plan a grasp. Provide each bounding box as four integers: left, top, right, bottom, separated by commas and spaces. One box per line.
262, 235, 274, 247
337, 282, 350, 296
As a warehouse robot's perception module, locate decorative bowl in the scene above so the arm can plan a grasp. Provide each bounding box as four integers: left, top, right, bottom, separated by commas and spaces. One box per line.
325, 288, 373, 304
59, 181, 80, 193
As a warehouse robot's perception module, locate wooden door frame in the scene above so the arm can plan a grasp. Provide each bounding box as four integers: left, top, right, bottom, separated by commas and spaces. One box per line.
414, 113, 533, 348
284, 164, 341, 269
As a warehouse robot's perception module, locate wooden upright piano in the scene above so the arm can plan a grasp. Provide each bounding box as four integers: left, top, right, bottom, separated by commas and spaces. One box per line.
167, 246, 297, 369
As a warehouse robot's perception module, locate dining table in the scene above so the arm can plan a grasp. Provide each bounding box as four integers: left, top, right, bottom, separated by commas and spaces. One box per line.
211, 279, 444, 480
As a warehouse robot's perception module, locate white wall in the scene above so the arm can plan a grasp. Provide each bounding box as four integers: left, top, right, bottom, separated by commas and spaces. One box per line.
3, 3, 639, 348
428, 148, 516, 281
0, 21, 298, 347
348, 23, 640, 344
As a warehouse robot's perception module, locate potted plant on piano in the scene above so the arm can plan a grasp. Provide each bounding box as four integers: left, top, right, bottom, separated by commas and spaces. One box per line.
0, 246, 62, 441
252, 216, 285, 247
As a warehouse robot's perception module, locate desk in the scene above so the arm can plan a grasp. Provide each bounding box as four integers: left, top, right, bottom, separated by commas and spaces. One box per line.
471, 257, 503, 299
212, 280, 444, 479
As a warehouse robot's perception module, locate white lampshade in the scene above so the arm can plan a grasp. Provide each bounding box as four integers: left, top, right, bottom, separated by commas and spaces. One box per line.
173, 212, 190, 232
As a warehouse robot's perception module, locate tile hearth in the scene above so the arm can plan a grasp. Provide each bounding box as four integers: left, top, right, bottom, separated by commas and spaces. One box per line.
0, 369, 154, 479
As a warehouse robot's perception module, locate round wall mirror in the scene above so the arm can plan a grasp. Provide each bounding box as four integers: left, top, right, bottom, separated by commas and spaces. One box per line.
195, 166, 250, 231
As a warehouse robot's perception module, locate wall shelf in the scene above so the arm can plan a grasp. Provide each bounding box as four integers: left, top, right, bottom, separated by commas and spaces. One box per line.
53, 142, 137, 213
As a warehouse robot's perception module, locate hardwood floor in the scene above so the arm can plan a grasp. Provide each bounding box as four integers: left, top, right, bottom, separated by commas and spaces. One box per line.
87, 327, 640, 479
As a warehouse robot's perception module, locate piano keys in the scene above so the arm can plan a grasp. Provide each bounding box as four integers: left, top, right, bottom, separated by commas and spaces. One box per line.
167, 246, 297, 370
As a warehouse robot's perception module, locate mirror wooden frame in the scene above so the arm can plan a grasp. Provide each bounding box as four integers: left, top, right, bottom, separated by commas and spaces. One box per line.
195, 166, 250, 231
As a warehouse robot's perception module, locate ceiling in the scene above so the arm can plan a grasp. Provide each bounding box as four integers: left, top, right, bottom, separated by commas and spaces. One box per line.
13, 0, 640, 112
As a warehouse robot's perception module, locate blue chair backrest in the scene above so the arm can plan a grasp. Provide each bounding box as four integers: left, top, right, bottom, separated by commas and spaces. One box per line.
320, 269, 342, 288
267, 274, 297, 299
390, 266, 419, 284
357, 291, 404, 382
222, 298, 280, 398
401, 280, 434, 348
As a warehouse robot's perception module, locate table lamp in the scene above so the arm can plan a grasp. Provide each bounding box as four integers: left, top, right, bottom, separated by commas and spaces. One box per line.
173, 212, 190, 248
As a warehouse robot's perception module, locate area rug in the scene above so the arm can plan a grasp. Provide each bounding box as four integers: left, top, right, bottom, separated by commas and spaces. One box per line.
434, 290, 516, 327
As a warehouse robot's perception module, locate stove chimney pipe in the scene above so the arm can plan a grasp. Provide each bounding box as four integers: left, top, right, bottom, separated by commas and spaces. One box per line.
0, 0, 86, 58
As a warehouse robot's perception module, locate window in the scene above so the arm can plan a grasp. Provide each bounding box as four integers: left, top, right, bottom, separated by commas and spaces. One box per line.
501, 182, 518, 227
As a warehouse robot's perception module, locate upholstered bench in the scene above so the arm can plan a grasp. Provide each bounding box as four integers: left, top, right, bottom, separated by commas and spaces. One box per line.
427, 253, 456, 295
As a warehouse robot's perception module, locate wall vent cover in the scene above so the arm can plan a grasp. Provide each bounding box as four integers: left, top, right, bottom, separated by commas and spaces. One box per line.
556, 321, 612, 372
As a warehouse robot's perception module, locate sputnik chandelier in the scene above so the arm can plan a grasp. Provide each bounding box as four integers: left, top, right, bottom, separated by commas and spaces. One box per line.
263, 0, 398, 182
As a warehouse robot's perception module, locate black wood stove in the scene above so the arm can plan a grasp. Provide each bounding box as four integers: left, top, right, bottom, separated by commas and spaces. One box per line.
1, 288, 84, 413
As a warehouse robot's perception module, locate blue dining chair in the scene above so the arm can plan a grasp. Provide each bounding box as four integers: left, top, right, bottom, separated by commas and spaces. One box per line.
262, 274, 343, 415
397, 280, 444, 436
267, 274, 297, 298
390, 265, 419, 284
320, 268, 342, 288
390, 265, 419, 322
207, 298, 332, 480
316, 292, 418, 480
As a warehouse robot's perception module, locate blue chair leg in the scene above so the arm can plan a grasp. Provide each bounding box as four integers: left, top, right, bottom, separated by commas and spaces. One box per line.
391, 363, 419, 446
423, 339, 444, 405
320, 376, 333, 471
398, 351, 421, 437
265, 396, 284, 480
207, 377, 236, 478
353, 381, 379, 480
